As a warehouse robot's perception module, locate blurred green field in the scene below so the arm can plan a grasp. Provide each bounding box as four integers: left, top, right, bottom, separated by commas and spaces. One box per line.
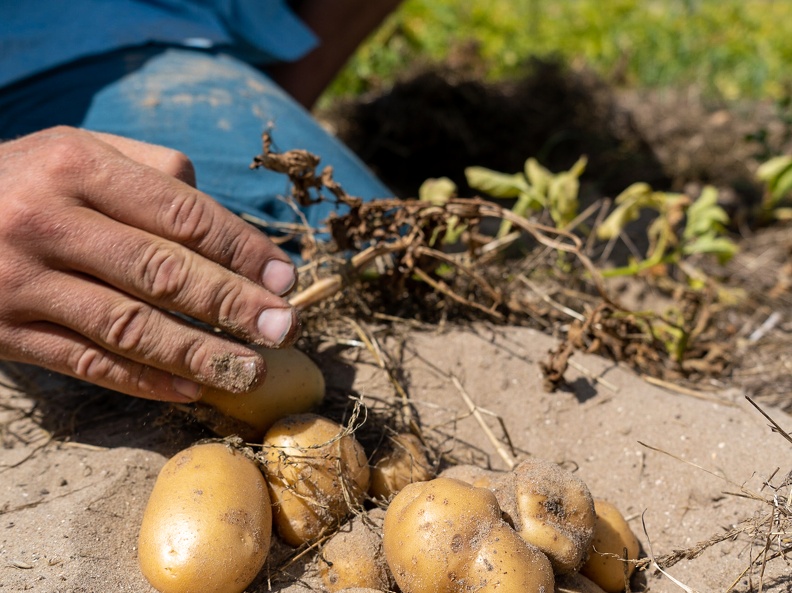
327, 0, 792, 102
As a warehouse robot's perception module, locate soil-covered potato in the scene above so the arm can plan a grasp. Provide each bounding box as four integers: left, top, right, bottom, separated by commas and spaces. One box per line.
382, 477, 554, 593
580, 500, 640, 592
442, 459, 596, 574
261, 413, 371, 546
319, 509, 391, 592
197, 347, 325, 441
503, 458, 596, 574
369, 433, 434, 500
138, 443, 272, 593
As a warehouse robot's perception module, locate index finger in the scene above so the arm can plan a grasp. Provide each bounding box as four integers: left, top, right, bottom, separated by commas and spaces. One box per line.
74, 128, 298, 296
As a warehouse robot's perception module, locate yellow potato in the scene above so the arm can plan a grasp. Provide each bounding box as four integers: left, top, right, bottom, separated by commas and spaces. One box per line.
319, 509, 391, 592
498, 458, 596, 574
261, 413, 371, 546
383, 477, 554, 593
555, 572, 608, 593
198, 347, 325, 440
466, 522, 555, 593
579, 500, 640, 593
441, 460, 596, 574
138, 443, 272, 593
369, 433, 434, 500
439, 464, 505, 490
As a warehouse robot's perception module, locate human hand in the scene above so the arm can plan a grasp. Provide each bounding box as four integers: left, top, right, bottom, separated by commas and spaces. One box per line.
0, 126, 300, 402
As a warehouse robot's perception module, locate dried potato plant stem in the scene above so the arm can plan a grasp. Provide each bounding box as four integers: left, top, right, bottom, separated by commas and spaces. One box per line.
282, 193, 618, 314
289, 240, 406, 310
451, 375, 516, 470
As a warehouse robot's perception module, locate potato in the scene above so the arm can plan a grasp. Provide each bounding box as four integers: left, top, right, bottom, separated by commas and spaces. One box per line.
555, 572, 608, 593
138, 443, 272, 593
369, 433, 434, 500
466, 522, 555, 593
579, 500, 640, 593
319, 509, 391, 592
198, 347, 325, 441
382, 477, 554, 593
491, 459, 596, 574
441, 459, 596, 575
439, 464, 504, 490
261, 413, 371, 546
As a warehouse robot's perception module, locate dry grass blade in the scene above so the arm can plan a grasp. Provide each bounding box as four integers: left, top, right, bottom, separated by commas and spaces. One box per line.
641, 375, 738, 407
344, 318, 420, 438
450, 375, 516, 470
640, 511, 702, 593
745, 395, 792, 446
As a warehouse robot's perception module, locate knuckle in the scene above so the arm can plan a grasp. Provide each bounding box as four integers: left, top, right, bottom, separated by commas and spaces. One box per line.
103, 302, 153, 353
39, 128, 103, 181
164, 190, 216, 244
161, 192, 252, 270
1, 193, 53, 239
179, 337, 213, 381
72, 345, 114, 383
211, 280, 249, 327
222, 231, 258, 270
161, 150, 196, 185
139, 244, 191, 301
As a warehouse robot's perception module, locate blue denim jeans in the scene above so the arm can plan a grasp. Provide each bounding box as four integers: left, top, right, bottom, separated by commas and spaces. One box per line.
0, 46, 389, 238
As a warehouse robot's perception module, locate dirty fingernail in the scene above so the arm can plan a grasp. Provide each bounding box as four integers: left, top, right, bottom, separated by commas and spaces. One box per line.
172, 376, 202, 401
211, 355, 261, 393
262, 259, 296, 296
257, 307, 293, 345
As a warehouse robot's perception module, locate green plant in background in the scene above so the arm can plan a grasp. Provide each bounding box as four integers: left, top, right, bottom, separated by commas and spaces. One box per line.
418, 176, 466, 245
596, 183, 738, 277
465, 157, 587, 236
324, 0, 792, 104
756, 155, 792, 221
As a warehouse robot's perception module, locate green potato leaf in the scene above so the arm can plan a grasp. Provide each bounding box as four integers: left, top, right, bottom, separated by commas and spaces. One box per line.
683, 185, 729, 241
419, 177, 457, 205
465, 166, 529, 198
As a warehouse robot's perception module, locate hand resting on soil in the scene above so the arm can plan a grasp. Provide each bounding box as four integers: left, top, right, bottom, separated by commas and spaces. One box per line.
0, 126, 299, 402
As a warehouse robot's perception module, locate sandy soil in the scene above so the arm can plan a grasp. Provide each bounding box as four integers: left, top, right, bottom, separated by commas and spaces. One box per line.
1, 323, 790, 592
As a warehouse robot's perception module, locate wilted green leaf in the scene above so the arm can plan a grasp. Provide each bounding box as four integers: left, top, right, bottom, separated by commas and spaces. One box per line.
757, 155, 792, 206
465, 166, 528, 198
547, 157, 587, 228
683, 186, 729, 241
524, 158, 552, 196
444, 216, 467, 244
596, 183, 656, 240
419, 177, 457, 205
771, 163, 792, 202
756, 155, 792, 185
681, 232, 739, 264
548, 174, 580, 228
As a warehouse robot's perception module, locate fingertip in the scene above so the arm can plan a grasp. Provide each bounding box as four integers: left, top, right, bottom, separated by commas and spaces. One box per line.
262, 258, 297, 296
256, 307, 297, 347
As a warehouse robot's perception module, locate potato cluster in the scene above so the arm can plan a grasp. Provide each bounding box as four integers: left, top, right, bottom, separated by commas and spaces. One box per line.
138, 348, 640, 593
436, 463, 641, 593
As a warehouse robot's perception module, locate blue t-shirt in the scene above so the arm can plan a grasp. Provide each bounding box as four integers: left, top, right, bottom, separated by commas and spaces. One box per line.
0, 0, 318, 88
